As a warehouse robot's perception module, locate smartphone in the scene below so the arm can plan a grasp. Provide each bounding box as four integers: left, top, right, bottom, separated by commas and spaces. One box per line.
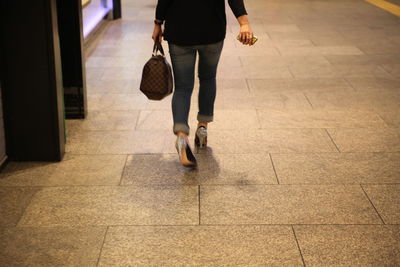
237, 35, 258, 45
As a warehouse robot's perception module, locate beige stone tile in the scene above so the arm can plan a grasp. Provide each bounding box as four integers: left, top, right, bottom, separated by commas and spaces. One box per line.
290, 65, 391, 79
210, 109, 261, 129
65, 130, 107, 154
0, 154, 127, 186
0, 227, 106, 266
251, 92, 312, 109
169, 128, 334, 154
257, 110, 386, 128
363, 185, 400, 224
0, 188, 39, 227
378, 111, 400, 127
278, 46, 364, 56
294, 225, 400, 267
164, 128, 337, 154
18, 186, 198, 227
201, 185, 381, 224
87, 93, 148, 111
345, 77, 400, 93
328, 128, 400, 152
140, 107, 260, 130
265, 24, 301, 32
87, 79, 141, 94
241, 55, 331, 69
98, 225, 303, 266
85, 67, 105, 81
247, 78, 354, 94
98, 130, 166, 154
382, 64, 400, 78
135, 110, 173, 130
215, 79, 248, 91
306, 91, 400, 110
86, 56, 138, 68
272, 152, 400, 184
325, 54, 400, 66
121, 153, 277, 185
66, 110, 139, 131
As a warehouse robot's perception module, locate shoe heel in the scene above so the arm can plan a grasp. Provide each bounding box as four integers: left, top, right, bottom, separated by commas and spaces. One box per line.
195, 127, 207, 148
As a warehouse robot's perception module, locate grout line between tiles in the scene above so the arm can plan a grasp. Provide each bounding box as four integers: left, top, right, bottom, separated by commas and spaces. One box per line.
1, 183, 400, 189
14, 189, 42, 228
324, 129, 341, 152
19, 223, 399, 229
268, 153, 280, 184
96, 226, 109, 267
292, 226, 306, 267
118, 155, 130, 186
343, 77, 358, 92
360, 185, 386, 225
64, 151, 400, 156
244, 78, 251, 93
198, 185, 201, 225
303, 93, 314, 109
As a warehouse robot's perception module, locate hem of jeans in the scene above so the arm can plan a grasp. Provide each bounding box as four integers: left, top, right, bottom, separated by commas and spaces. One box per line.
173, 123, 190, 135
197, 114, 213, 123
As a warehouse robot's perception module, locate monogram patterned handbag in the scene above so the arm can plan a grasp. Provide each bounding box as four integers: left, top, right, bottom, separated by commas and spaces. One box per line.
140, 42, 173, 100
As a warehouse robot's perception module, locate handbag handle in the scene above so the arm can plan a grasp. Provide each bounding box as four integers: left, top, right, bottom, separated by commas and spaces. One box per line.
152, 41, 166, 57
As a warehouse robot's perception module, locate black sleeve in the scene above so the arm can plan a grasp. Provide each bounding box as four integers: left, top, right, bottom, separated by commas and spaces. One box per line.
228, 0, 248, 18
155, 0, 172, 21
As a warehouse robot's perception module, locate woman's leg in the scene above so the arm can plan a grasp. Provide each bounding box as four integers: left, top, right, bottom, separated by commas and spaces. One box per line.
197, 40, 224, 127
168, 42, 197, 136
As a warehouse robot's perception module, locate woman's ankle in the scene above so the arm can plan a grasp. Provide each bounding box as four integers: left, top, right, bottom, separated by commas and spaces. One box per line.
197, 122, 208, 128
177, 131, 188, 138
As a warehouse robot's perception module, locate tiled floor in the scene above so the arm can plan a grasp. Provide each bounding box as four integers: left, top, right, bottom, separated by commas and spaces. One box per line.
1, 0, 400, 265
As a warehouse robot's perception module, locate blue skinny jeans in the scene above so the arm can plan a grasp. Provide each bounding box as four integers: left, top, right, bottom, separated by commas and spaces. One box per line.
168, 40, 224, 135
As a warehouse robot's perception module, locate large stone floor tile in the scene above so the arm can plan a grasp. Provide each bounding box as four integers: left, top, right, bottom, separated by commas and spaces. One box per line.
97, 130, 166, 154
0, 188, 40, 227
18, 186, 199, 227
345, 77, 400, 93
98, 225, 303, 266
200, 185, 381, 224
65, 130, 107, 154
382, 64, 400, 79
378, 111, 400, 127
121, 153, 277, 185
0, 154, 127, 186
257, 110, 386, 128
66, 110, 139, 131
272, 152, 400, 184
328, 128, 400, 152
294, 225, 400, 267
0, 227, 106, 267
247, 78, 354, 94
290, 65, 391, 79
251, 92, 312, 109
87, 79, 141, 94
163, 129, 337, 154
136, 109, 260, 131
241, 55, 331, 69
87, 93, 148, 111
306, 91, 400, 110
363, 185, 400, 224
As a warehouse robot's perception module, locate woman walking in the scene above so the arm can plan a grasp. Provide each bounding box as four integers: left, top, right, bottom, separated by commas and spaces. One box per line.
152, 0, 254, 167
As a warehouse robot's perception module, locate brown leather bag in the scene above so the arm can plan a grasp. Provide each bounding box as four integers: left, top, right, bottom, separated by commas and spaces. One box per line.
140, 42, 173, 100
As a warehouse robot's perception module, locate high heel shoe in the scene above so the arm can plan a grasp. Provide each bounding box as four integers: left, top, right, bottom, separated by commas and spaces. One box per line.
195, 126, 207, 148
175, 136, 197, 167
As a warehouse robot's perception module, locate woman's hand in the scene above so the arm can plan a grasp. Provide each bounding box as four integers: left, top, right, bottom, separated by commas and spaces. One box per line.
152, 24, 163, 43
239, 23, 254, 46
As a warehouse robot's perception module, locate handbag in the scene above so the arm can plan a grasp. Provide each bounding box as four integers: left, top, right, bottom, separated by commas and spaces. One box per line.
139, 42, 173, 100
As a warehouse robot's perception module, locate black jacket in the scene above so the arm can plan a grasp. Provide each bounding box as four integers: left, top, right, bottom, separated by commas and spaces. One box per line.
156, 0, 247, 46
